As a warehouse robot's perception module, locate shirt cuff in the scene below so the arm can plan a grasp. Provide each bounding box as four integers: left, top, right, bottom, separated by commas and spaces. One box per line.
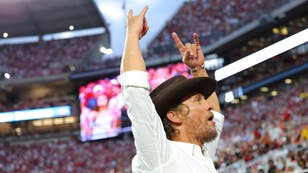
211, 110, 224, 121
119, 70, 150, 90
211, 110, 224, 132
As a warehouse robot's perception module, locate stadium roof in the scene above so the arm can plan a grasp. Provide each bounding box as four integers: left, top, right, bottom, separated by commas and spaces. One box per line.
0, 0, 107, 38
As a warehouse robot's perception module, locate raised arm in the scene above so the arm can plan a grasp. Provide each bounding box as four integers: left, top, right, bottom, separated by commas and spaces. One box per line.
172, 32, 220, 112
120, 7, 170, 171
120, 6, 149, 73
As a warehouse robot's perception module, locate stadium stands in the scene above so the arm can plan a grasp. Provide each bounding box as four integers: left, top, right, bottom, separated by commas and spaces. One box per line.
0, 75, 306, 172
216, 75, 308, 172
0, 0, 307, 172
0, 34, 102, 79
147, 0, 290, 57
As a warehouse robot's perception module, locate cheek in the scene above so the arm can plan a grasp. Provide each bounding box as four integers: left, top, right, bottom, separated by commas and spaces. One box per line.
188, 108, 206, 125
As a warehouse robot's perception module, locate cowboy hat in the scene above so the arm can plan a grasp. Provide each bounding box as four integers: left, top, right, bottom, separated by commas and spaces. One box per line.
150, 75, 217, 118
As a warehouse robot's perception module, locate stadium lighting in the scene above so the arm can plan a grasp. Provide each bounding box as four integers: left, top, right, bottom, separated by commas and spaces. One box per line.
271, 90, 278, 96
43, 119, 53, 126
240, 95, 248, 100
33, 120, 43, 126
100, 46, 113, 55
231, 99, 239, 104
224, 91, 235, 103
284, 78, 292, 84
15, 128, 22, 136
3, 32, 8, 38
69, 25, 75, 31
4, 72, 10, 79
54, 118, 64, 125
65, 117, 75, 123
43, 27, 105, 41
260, 87, 269, 92
214, 28, 308, 81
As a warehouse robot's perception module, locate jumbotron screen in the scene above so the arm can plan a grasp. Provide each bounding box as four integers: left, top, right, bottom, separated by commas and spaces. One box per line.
79, 63, 189, 142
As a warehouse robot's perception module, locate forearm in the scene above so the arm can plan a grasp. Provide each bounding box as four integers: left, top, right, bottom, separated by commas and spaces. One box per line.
120, 71, 169, 169
191, 67, 221, 112
120, 32, 146, 73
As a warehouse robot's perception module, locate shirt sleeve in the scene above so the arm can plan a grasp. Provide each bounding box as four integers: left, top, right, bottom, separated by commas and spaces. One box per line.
204, 110, 224, 160
119, 71, 170, 170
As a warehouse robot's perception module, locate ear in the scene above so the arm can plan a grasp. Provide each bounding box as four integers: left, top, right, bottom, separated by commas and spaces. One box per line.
166, 111, 183, 124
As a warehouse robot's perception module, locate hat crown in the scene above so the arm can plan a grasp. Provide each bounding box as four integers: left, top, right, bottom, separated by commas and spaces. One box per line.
150, 76, 186, 99
150, 75, 217, 119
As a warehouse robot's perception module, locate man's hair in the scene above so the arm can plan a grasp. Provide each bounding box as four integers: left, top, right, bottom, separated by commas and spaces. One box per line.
162, 103, 190, 140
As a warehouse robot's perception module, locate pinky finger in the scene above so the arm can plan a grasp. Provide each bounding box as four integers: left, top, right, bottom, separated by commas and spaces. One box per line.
193, 33, 201, 49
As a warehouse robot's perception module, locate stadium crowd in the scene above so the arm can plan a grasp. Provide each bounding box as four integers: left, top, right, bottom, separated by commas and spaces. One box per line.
77, 1, 306, 75
146, 0, 290, 57
0, 135, 135, 173
0, 73, 307, 173
1, 46, 306, 115
0, 0, 307, 172
216, 75, 308, 172
0, 0, 295, 76
0, 34, 102, 79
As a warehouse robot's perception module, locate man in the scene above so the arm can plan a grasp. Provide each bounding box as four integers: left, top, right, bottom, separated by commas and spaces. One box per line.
119, 6, 224, 173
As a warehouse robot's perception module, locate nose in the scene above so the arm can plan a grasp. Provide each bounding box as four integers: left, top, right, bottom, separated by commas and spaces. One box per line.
203, 99, 213, 111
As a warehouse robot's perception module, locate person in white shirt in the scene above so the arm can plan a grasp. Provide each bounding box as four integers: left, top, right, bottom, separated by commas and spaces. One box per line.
119, 6, 224, 173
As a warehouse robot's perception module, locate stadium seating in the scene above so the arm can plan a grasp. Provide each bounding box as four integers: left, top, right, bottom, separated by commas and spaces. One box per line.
0, 73, 306, 173
0, 0, 307, 172
0, 35, 102, 79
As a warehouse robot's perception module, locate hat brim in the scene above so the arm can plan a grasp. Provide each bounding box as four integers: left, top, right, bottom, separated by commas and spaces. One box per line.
150, 76, 217, 118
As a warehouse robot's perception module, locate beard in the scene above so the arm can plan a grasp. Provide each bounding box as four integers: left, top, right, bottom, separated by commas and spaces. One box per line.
199, 126, 218, 143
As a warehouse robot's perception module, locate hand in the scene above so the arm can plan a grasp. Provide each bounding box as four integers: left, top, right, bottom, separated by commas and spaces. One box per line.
126, 6, 150, 39
172, 32, 204, 69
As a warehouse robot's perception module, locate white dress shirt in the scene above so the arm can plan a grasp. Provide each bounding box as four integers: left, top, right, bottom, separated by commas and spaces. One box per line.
119, 70, 224, 173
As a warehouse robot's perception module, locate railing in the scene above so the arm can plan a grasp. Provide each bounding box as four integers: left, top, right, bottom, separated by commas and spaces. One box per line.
218, 144, 307, 173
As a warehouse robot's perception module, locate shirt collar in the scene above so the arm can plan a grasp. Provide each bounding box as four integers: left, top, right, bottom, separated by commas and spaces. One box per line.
169, 140, 204, 156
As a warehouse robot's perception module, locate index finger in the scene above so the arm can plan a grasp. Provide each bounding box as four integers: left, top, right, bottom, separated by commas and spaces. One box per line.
139, 6, 149, 17
172, 32, 185, 54
128, 9, 133, 18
